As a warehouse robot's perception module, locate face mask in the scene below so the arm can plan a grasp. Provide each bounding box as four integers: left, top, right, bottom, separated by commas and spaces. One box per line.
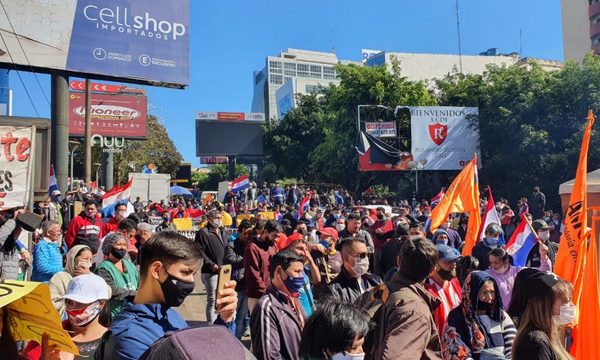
117, 211, 126, 219
351, 256, 369, 277
282, 271, 305, 294
333, 214, 341, 219
212, 219, 222, 227
377, 215, 384, 221
409, 235, 420, 241
77, 260, 93, 271
160, 271, 196, 307
437, 268, 455, 281
492, 264, 509, 274
332, 352, 365, 360
553, 303, 576, 325
484, 237, 499, 248
111, 248, 127, 260
67, 301, 103, 327
538, 231, 550, 242
336, 224, 345, 232
435, 238, 448, 246
477, 300, 494, 312
319, 240, 331, 250
543, 217, 551, 222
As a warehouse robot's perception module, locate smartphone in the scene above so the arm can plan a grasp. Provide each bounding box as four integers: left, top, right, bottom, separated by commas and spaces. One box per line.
215, 264, 232, 311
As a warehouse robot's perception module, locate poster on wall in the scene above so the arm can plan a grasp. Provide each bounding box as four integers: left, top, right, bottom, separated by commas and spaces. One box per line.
0, 126, 34, 210
407, 106, 480, 170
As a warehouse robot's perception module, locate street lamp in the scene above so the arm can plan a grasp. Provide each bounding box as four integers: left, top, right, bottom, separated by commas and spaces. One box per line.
408, 158, 428, 195
68, 140, 80, 191
94, 162, 102, 188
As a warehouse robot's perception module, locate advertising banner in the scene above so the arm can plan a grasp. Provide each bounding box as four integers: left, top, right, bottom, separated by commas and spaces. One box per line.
196, 112, 266, 121
200, 156, 229, 164
69, 92, 147, 139
365, 122, 397, 138
0, 126, 34, 211
408, 106, 480, 170
0, 0, 189, 87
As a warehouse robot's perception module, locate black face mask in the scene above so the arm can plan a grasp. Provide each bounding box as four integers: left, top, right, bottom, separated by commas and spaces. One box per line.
437, 268, 455, 281
477, 300, 494, 312
377, 215, 384, 221
110, 248, 127, 260
160, 271, 195, 308
89, 263, 97, 272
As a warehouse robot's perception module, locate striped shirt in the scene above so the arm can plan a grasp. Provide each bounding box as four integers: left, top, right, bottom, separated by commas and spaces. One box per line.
477, 311, 517, 358
425, 277, 462, 336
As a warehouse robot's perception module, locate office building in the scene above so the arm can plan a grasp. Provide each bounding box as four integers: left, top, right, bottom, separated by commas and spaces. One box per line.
562, 0, 596, 62
251, 48, 359, 120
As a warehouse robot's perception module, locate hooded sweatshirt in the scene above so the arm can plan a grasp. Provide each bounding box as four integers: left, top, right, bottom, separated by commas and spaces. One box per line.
48, 245, 91, 317
65, 211, 103, 253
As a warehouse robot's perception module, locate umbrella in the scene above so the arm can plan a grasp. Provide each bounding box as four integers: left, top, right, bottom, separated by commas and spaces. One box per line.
170, 185, 193, 196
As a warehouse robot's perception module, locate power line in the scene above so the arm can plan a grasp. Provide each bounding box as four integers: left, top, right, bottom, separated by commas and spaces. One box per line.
0, 0, 50, 106
0, 30, 39, 117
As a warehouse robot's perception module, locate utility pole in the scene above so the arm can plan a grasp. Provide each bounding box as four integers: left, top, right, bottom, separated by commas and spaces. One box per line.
50, 73, 69, 193
84, 79, 92, 186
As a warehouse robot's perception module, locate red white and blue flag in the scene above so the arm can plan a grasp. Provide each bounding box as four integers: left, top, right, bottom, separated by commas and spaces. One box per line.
478, 187, 504, 243
231, 175, 250, 193
430, 188, 445, 209
506, 214, 538, 266
297, 196, 311, 220
102, 179, 133, 217
48, 164, 58, 195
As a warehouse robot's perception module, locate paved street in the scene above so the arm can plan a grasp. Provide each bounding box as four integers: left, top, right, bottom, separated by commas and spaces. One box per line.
177, 273, 208, 326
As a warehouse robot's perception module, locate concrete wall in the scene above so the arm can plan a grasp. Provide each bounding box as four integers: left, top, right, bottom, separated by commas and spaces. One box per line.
562, 0, 591, 62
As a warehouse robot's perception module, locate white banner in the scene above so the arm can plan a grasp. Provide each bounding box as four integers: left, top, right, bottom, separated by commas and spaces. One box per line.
0, 126, 34, 210
365, 122, 397, 138
407, 106, 480, 170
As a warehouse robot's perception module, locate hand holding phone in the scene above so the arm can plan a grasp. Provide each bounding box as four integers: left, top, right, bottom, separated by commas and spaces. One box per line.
215, 264, 232, 311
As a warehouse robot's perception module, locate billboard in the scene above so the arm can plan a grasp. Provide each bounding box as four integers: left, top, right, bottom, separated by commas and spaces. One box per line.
0, 125, 34, 210
69, 92, 148, 139
0, 0, 189, 87
361, 49, 382, 63
196, 120, 264, 156
196, 112, 265, 121
408, 106, 480, 170
365, 122, 397, 138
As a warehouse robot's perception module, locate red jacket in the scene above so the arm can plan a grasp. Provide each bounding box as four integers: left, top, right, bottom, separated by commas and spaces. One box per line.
102, 217, 120, 235
65, 211, 103, 253
244, 237, 278, 299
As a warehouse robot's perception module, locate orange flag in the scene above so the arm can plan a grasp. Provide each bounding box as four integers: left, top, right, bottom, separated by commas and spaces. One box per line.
429, 155, 481, 255
555, 111, 595, 284
571, 215, 600, 359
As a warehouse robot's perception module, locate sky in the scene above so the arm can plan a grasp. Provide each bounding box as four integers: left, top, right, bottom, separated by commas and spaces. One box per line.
8, 0, 564, 166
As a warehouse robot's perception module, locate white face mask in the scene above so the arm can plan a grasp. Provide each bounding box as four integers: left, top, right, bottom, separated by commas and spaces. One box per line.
553, 303, 576, 325
212, 219, 222, 227
336, 224, 346, 232
332, 352, 365, 360
538, 230, 550, 242
409, 235, 420, 241
351, 256, 369, 277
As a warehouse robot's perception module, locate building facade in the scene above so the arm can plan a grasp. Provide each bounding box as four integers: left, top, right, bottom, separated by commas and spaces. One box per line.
562, 0, 595, 62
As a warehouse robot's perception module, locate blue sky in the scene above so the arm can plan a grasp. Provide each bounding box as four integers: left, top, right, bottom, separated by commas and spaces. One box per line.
9, 0, 563, 166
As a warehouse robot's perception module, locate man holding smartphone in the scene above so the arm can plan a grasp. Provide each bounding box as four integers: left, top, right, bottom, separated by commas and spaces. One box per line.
110, 231, 238, 360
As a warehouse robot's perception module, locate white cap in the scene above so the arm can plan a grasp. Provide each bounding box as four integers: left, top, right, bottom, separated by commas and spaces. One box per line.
51, 190, 61, 196
62, 273, 110, 303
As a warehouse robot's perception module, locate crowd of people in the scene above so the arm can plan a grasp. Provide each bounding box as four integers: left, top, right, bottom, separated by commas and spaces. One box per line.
0, 181, 576, 360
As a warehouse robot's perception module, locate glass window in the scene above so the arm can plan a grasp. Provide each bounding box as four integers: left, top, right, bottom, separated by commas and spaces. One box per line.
270, 74, 283, 84
269, 61, 282, 69
284, 69, 296, 76
284, 62, 296, 70
297, 63, 309, 77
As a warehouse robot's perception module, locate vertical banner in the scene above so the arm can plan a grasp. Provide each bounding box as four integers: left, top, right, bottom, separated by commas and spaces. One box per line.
0, 126, 34, 210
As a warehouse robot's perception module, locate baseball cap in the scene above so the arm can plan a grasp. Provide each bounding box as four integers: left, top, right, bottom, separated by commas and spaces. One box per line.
437, 244, 460, 263
62, 273, 110, 304
317, 227, 339, 241
532, 219, 549, 231
51, 190, 61, 196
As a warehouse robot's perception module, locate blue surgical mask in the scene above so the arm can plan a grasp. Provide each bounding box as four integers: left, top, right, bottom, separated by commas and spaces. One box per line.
484, 237, 499, 248
282, 271, 305, 294
319, 240, 330, 250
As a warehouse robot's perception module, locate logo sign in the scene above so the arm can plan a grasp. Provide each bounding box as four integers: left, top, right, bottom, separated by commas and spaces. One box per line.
69, 81, 145, 95
92, 134, 125, 153
200, 156, 229, 164
69, 92, 147, 139
362, 49, 382, 63
0, 126, 33, 210
0, 1, 189, 87
407, 106, 480, 170
428, 123, 447, 145
196, 112, 266, 121
365, 122, 397, 138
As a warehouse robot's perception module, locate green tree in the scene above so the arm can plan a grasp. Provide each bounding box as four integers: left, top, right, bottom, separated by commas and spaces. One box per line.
204, 164, 249, 190
113, 115, 183, 183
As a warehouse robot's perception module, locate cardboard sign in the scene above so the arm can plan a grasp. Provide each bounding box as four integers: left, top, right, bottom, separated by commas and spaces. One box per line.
172, 218, 193, 231
236, 213, 254, 226
258, 211, 275, 220
0, 281, 79, 354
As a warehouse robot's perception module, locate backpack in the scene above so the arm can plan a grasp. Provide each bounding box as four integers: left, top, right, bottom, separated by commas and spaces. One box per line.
355, 281, 422, 360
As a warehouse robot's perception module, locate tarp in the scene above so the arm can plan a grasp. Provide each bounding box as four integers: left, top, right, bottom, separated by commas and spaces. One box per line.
559, 168, 600, 194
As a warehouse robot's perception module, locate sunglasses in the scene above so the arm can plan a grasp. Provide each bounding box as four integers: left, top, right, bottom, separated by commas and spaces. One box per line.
354, 252, 369, 259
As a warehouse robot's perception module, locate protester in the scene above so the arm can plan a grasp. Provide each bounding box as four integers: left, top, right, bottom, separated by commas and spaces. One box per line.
0, 209, 30, 280
443, 271, 517, 359
65, 200, 103, 254
471, 222, 503, 270
283, 238, 320, 317
195, 209, 228, 324
379, 222, 409, 277
320, 238, 382, 303
96, 232, 139, 319
511, 273, 573, 360
506, 268, 544, 327
529, 186, 546, 220
456, 255, 480, 285
135, 222, 154, 263
299, 300, 372, 360
425, 244, 462, 337
49, 245, 94, 318
245, 220, 280, 313
338, 214, 374, 254
373, 237, 441, 359
487, 247, 551, 310
23, 273, 110, 360
369, 207, 393, 275
31, 220, 64, 282
110, 231, 237, 359
250, 249, 306, 360
102, 203, 128, 235
526, 220, 559, 269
